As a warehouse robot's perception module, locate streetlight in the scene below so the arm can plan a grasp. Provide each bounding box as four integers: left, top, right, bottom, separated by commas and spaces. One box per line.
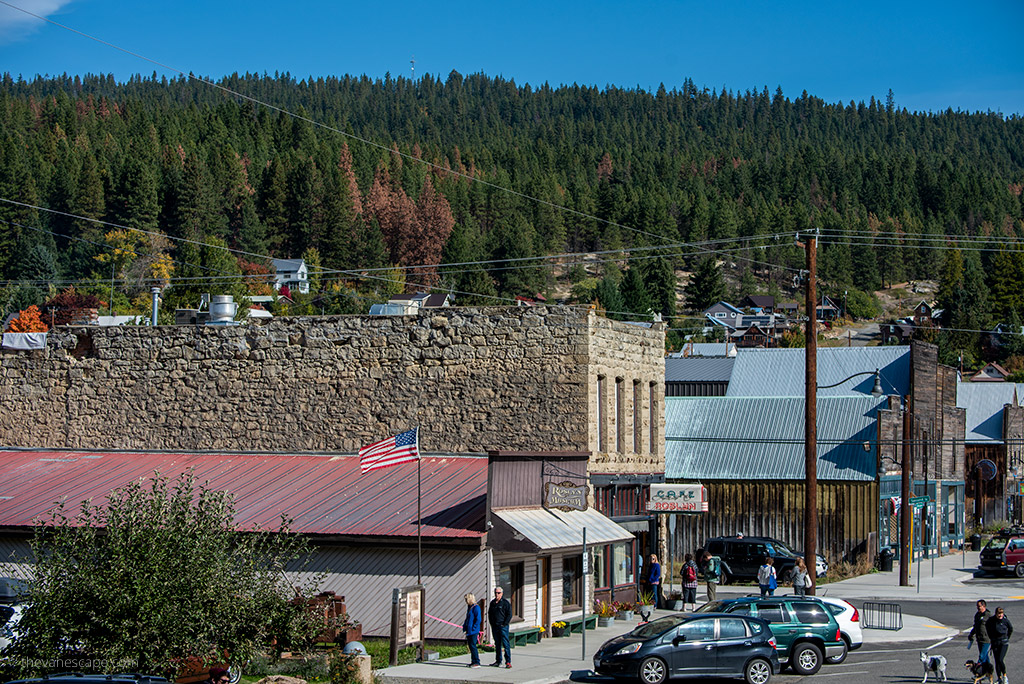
805, 368, 885, 594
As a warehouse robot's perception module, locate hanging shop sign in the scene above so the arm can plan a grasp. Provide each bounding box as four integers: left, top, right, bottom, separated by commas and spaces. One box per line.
647, 484, 708, 513
543, 481, 589, 512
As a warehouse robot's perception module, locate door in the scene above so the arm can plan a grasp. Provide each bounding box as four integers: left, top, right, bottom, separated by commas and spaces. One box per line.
536, 557, 551, 629
667, 617, 718, 676
751, 602, 792, 659
714, 617, 753, 676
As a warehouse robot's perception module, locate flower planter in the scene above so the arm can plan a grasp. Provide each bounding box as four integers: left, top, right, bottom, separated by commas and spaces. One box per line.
550, 625, 565, 638
615, 610, 634, 621
637, 604, 655, 618
597, 616, 615, 628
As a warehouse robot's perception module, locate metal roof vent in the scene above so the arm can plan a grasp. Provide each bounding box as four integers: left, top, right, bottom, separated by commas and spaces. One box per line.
206, 295, 239, 326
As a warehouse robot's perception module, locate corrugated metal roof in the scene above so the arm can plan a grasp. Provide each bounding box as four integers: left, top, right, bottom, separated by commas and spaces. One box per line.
670, 342, 736, 358
492, 507, 633, 550
956, 382, 1019, 443
665, 396, 885, 481
726, 347, 910, 397
665, 357, 736, 383
0, 450, 487, 541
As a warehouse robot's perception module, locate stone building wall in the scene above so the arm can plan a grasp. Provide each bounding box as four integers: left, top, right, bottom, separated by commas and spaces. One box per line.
0, 306, 665, 459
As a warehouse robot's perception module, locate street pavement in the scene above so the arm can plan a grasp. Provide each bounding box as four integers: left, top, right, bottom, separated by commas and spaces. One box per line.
377, 550, 1012, 684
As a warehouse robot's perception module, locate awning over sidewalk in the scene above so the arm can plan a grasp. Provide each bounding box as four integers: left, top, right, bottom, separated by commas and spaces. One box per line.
490, 507, 633, 552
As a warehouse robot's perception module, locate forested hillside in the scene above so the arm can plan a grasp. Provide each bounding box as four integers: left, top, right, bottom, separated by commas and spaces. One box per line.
0, 71, 1022, 363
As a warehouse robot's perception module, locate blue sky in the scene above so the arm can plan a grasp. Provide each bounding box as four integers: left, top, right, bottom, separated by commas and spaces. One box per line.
0, 0, 1021, 115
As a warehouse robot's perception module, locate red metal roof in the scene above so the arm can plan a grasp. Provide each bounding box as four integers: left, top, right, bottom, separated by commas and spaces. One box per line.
0, 450, 487, 541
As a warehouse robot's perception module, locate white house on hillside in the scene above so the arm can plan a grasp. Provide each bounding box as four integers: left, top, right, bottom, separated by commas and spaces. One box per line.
271, 258, 309, 294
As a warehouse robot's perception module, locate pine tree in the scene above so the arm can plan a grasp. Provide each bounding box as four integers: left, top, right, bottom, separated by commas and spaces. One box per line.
620, 266, 653, 318
684, 257, 725, 312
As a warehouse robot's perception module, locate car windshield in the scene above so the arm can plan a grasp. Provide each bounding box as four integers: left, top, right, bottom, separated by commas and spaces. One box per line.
629, 615, 690, 639
985, 537, 1011, 551
767, 540, 797, 557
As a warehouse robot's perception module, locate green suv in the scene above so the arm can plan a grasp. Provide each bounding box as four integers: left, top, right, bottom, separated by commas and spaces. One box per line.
695, 597, 844, 675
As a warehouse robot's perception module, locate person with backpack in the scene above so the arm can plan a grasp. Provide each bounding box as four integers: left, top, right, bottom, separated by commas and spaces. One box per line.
702, 551, 720, 601
681, 553, 699, 611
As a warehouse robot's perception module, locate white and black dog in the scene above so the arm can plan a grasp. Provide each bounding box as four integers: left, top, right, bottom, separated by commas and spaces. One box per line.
921, 652, 947, 683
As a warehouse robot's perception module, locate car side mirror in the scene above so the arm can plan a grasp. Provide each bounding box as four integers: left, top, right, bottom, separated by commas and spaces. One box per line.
673, 635, 686, 646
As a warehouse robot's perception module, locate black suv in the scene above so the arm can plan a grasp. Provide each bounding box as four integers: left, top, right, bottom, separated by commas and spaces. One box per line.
704, 536, 821, 585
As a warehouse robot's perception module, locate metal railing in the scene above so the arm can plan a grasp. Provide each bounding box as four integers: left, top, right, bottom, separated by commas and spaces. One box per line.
862, 601, 903, 630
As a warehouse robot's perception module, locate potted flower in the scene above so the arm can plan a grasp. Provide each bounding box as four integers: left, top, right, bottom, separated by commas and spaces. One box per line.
615, 601, 635, 621
666, 591, 684, 612
596, 600, 616, 627
637, 589, 656, 616
551, 620, 567, 637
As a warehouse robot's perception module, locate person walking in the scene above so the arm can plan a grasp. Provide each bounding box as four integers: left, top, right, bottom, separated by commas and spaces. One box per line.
757, 556, 777, 597
968, 599, 992, 665
462, 593, 482, 668
681, 553, 699, 611
987, 605, 1013, 684
792, 557, 811, 597
702, 551, 719, 602
646, 554, 663, 609
488, 586, 513, 668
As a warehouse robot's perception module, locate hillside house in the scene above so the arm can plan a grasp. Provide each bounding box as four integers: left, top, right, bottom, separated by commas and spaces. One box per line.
271, 258, 310, 295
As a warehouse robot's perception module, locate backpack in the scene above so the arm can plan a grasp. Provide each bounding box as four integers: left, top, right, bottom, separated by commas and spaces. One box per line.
684, 563, 697, 583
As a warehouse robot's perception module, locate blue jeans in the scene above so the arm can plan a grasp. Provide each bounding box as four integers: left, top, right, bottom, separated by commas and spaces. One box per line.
492, 623, 511, 664
978, 641, 991, 664
466, 633, 480, 664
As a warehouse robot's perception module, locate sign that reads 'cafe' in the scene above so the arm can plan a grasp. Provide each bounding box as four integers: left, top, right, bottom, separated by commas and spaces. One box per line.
647, 484, 708, 513
544, 481, 589, 512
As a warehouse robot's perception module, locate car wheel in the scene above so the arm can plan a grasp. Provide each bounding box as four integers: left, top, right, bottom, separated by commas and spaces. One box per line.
744, 657, 773, 684
1015, 564, 1024, 578
228, 665, 243, 684
638, 656, 668, 684
790, 642, 823, 675
825, 638, 849, 664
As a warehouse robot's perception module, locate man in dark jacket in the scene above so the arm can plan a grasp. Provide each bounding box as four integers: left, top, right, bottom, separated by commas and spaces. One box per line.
968, 599, 992, 664
488, 586, 513, 668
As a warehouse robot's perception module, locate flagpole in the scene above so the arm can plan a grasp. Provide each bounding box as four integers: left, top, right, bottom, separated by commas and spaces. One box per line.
416, 426, 422, 585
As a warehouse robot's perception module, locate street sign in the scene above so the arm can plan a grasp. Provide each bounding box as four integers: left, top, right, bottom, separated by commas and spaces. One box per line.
910, 496, 929, 507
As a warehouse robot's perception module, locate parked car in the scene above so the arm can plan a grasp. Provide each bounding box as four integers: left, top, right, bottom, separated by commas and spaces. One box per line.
703, 536, 828, 585
816, 596, 862, 663
0, 602, 24, 651
979, 528, 1024, 576
696, 597, 844, 675
593, 613, 780, 684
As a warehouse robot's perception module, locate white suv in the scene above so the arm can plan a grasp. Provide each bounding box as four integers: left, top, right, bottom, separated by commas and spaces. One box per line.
817, 597, 862, 663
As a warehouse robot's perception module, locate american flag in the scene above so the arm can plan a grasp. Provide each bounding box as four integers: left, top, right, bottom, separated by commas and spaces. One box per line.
359, 428, 420, 473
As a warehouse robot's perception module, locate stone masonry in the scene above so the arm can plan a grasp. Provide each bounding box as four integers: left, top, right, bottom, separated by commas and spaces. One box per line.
0, 306, 665, 464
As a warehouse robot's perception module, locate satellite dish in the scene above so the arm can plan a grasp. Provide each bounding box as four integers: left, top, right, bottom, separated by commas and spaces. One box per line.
977, 459, 998, 481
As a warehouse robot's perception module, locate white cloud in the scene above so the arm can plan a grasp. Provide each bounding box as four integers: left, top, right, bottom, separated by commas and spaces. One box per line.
0, 0, 75, 43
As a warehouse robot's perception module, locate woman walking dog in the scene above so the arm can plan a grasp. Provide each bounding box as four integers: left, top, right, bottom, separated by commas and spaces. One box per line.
986, 606, 1013, 684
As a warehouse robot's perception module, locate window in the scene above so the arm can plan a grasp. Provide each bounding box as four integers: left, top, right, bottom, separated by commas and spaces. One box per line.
715, 312, 726, 318
612, 541, 635, 585
752, 603, 786, 624
790, 602, 830, 625
562, 555, 583, 608
719, 618, 748, 639
725, 603, 751, 616
597, 376, 606, 452
499, 562, 524, 618
593, 545, 608, 589
678, 618, 716, 641
633, 380, 642, 453
615, 378, 624, 453
649, 382, 659, 451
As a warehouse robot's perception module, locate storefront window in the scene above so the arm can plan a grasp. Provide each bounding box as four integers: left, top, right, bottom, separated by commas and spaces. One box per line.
592, 545, 607, 589
562, 555, 583, 608
612, 541, 634, 585
499, 562, 524, 618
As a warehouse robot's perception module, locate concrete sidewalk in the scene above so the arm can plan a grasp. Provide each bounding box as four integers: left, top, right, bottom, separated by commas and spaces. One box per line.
377, 609, 955, 684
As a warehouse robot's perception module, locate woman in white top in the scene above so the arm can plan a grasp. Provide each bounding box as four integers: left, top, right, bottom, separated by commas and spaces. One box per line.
757, 556, 777, 598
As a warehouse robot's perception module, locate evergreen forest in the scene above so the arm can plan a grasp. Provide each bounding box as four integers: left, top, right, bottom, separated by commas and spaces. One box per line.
0, 71, 1022, 365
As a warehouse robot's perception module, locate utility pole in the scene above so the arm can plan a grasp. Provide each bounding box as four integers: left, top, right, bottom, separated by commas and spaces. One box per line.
900, 396, 912, 586
803, 229, 818, 595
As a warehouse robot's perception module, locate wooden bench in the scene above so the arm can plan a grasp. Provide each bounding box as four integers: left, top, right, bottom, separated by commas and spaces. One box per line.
563, 615, 597, 634
510, 626, 543, 647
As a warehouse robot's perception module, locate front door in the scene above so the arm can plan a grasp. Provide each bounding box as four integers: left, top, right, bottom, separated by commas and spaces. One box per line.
539, 557, 550, 629
667, 617, 718, 676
